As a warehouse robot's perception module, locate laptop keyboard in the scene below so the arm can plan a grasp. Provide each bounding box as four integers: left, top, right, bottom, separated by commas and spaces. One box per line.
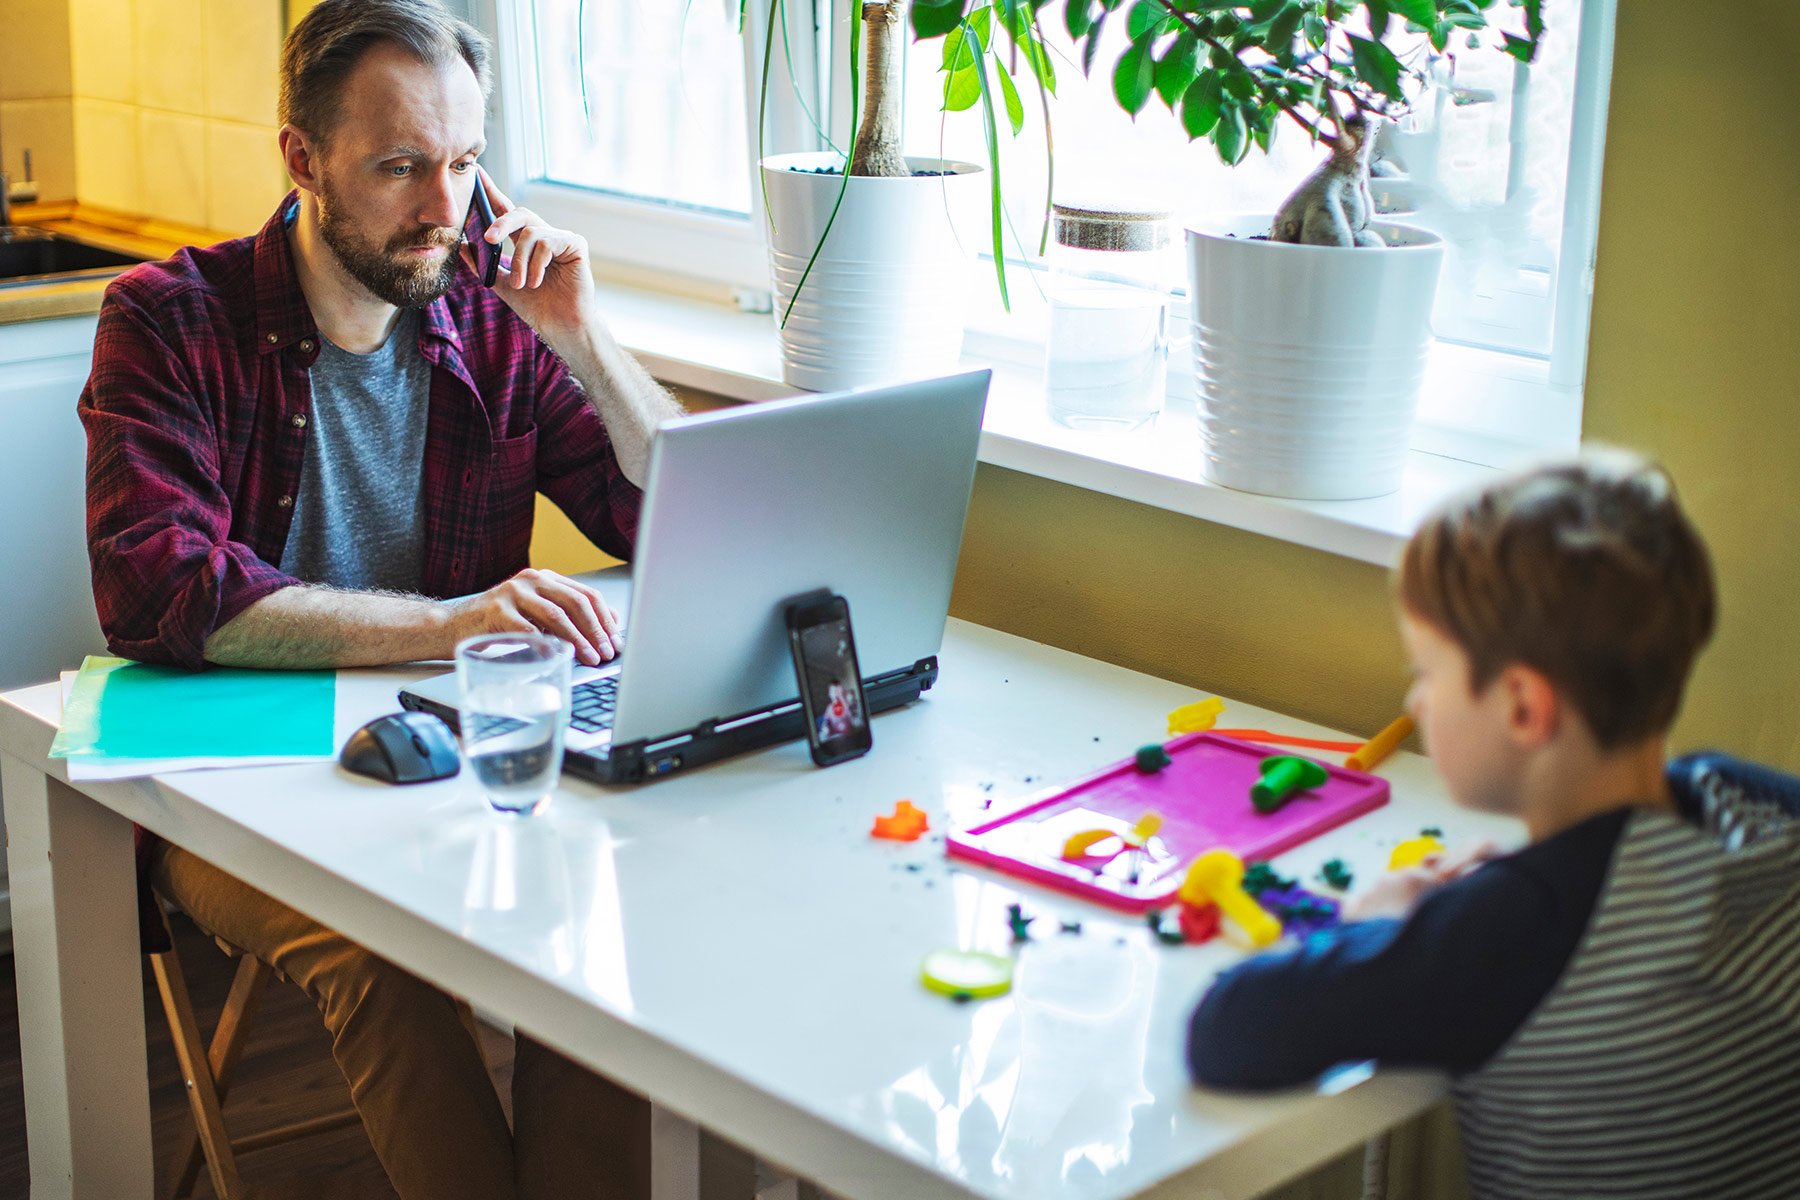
569, 675, 620, 734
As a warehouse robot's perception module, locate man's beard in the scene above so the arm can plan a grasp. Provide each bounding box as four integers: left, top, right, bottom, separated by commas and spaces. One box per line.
316, 177, 462, 308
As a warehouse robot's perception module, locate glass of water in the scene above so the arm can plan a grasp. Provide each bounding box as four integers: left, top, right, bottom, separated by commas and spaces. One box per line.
456, 634, 572, 815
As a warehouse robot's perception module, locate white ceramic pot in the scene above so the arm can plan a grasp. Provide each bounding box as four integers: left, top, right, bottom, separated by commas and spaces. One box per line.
1186, 214, 1445, 500
760, 152, 984, 393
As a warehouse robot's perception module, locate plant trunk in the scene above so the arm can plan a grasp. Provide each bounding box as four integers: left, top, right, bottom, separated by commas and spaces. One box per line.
849, 1, 909, 177
1268, 113, 1385, 247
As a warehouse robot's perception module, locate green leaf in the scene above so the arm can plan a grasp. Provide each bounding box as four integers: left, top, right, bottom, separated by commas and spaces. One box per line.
996, 60, 1025, 133
968, 39, 1011, 309
1347, 33, 1403, 99
1126, 0, 1172, 40
967, 4, 992, 46
1363, 0, 1390, 38
1222, 64, 1258, 100
1065, 0, 1093, 38
945, 64, 981, 110
1082, 13, 1108, 75
1264, 2, 1304, 50
1520, 0, 1543, 40
1180, 71, 1223, 138
1247, 0, 1285, 22
1154, 30, 1200, 108
1302, 11, 1327, 45
911, 0, 969, 39
1390, 0, 1435, 24
1212, 101, 1248, 164
941, 26, 972, 70
1019, 28, 1058, 94
1500, 31, 1534, 61
1113, 35, 1157, 116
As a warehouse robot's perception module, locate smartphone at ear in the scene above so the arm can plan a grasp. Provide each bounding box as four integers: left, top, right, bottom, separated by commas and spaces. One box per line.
462, 174, 501, 288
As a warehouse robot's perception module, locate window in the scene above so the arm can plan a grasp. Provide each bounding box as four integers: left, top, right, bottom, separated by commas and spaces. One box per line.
889, 0, 1612, 464
524, 0, 752, 216
485, 0, 1616, 465
482, 0, 781, 286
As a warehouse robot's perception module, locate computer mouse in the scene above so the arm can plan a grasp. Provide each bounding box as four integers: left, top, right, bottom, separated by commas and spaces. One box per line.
339, 712, 461, 784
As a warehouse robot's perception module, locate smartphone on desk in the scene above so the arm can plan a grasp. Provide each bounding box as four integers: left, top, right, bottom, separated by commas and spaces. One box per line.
462, 173, 501, 288
786, 591, 872, 767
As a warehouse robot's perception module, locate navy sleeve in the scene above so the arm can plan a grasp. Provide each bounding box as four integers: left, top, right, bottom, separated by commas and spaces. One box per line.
1668, 753, 1800, 823
1186, 809, 1629, 1090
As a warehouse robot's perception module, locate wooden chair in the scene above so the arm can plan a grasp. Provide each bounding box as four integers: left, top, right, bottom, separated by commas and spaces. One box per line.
147, 913, 488, 1200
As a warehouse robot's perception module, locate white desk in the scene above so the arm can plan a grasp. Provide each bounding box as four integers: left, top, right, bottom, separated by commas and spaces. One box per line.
1, 573, 1519, 1200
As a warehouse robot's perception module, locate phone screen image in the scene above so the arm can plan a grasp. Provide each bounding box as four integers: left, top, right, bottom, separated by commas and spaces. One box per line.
462, 176, 501, 287
791, 606, 870, 765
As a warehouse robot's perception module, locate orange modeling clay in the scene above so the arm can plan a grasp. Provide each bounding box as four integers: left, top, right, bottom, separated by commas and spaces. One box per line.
872, 800, 930, 841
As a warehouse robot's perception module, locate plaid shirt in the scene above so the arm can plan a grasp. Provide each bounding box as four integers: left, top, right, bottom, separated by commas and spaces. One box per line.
81, 191, 642, 671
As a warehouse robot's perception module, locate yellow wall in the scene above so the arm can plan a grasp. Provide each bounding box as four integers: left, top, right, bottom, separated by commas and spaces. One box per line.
0, 0, 77, 203
534, 2, 1800, 772
8, 0, 292, 233
949, 466, 1410, 739
1581, 0, 1800, 770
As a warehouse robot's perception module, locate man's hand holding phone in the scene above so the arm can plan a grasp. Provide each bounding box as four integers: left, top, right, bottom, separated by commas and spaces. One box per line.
458, 165, 599, 337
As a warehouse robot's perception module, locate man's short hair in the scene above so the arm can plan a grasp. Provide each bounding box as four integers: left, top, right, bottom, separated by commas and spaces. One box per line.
1398, 450, 1716, 749
279, 0, 493, 145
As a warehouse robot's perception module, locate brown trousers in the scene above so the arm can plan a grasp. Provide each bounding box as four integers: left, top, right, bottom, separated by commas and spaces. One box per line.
150, 841, 653, 1200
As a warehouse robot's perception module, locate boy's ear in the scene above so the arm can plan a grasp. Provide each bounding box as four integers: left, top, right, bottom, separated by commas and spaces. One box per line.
1497, 662, 1561, 749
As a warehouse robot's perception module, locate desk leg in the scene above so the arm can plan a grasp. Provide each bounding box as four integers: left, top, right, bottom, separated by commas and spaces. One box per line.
652, 1105, 701, 1200
3, 756, 154, 1200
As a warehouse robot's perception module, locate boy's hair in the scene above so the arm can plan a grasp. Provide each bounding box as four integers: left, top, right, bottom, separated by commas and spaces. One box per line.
1398, 450, 1716, 749
280, 0, 492, 147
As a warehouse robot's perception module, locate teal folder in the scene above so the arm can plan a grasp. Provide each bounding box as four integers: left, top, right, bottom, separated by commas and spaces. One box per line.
50, 656, 335, 761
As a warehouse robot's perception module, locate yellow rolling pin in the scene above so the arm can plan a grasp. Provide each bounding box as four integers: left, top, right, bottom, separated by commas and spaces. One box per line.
1345, 714, 1415, 773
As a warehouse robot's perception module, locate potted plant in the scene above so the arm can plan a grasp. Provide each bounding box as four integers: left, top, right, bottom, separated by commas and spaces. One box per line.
756, 0, 1059, 391
912, 0, 1544, 498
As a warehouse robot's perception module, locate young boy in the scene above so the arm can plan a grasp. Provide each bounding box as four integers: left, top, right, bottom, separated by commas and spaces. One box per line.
1187, 453, 1800, 1197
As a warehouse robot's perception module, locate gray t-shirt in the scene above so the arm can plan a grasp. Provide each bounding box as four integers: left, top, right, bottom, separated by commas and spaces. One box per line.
279, 309, 431, 592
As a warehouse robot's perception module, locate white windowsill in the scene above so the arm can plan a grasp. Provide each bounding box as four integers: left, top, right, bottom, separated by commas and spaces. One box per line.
594, 277, 1507, 568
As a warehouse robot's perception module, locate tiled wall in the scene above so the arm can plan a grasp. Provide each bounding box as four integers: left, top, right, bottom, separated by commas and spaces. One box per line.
0, 0, 78, 203
64, 0, 291, 233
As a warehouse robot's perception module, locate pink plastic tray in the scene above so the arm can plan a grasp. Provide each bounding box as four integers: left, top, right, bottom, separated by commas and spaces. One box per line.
945, 732, 1389, 912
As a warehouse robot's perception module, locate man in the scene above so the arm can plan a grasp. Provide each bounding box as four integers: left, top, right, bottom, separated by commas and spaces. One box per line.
79, 2, 680, 1195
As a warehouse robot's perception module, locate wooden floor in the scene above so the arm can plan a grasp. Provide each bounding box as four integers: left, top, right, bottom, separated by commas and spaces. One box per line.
0, 914, 518, 1200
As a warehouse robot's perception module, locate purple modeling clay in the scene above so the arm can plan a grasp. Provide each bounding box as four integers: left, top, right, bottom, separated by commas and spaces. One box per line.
1255, 885, 1342, 937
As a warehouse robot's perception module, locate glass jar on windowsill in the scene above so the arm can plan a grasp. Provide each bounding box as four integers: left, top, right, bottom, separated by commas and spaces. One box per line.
1045, 203, 1180, 433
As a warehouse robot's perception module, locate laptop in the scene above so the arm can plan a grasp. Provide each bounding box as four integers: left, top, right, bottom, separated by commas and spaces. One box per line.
400, 369, 991, 784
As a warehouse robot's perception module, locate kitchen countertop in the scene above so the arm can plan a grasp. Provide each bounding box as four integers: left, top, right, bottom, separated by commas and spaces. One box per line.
0, 201, 229, 325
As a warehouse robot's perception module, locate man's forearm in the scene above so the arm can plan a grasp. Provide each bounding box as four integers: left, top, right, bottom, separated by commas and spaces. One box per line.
539, 312, 684, 488
204, 585, 452, 669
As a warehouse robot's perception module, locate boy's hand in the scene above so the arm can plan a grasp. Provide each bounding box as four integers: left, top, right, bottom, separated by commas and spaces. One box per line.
1344, 840, 1499, 922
